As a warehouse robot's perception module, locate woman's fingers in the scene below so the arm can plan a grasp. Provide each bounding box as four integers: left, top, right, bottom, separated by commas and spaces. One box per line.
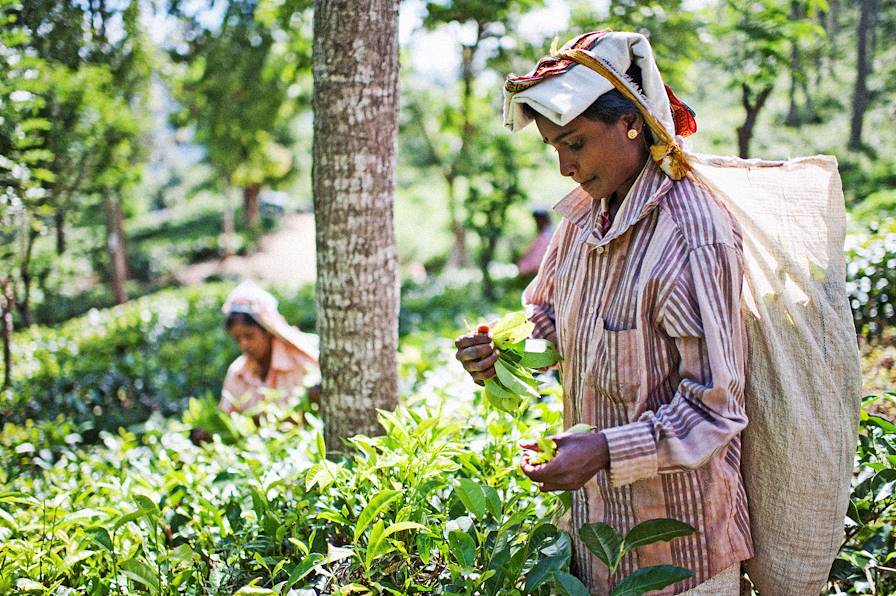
466, 349, 498, 372
454, 335, 495, 362
455, 332, 492, 350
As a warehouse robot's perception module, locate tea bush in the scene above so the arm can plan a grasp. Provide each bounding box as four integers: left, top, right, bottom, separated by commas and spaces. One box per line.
0, 348, 583, 595
1, 273, 523, 438
0, 284, 315, 437
847, 220, 896, 339
830, 393, 896, 594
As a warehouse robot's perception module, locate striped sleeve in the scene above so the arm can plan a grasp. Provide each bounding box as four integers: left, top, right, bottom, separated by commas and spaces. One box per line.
603, 243, 748, 487
522, 221, 565, 344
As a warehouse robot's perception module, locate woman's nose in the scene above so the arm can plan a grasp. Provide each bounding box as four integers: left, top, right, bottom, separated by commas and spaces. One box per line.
558, 152, 576, 178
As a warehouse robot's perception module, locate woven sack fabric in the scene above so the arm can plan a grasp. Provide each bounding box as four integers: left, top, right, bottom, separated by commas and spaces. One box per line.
690, 154, 861, 595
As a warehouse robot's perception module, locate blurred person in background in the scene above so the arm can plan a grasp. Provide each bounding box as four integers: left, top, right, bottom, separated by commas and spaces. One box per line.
516, 207, 554, 278
191, 281, 319, 444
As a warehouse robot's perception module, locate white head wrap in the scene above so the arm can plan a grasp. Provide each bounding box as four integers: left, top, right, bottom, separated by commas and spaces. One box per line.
503, 32, 675, 137
503, 31, 696, 180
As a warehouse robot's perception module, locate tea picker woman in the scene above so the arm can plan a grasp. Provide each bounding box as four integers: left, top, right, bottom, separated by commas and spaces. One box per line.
220, 280, 319, 414
456, 31, 751, 594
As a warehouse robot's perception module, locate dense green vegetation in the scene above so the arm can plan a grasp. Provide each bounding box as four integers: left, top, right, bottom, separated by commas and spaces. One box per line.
2, 0, 895, 593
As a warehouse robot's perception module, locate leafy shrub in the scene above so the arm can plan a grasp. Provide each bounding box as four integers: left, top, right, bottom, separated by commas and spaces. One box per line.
846, 221, 896, 338
0, 283, 315, 437
830, 394, 896, 594
0, 349, 582, 595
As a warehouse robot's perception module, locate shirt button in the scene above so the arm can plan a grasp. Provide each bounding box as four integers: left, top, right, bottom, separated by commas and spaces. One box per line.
595, 246, 606, 254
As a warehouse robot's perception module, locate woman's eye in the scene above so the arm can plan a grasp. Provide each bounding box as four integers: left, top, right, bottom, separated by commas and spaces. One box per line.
568, 139, 584, 151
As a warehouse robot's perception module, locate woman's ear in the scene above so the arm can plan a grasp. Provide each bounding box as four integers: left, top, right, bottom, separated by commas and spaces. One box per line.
619, 112, 642, 134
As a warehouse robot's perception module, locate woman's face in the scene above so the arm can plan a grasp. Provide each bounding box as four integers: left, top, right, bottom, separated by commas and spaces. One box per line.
228, 321, 273, 364
535, 112, 648, 201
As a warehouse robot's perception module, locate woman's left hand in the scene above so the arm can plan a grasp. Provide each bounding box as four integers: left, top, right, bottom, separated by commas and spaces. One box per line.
520, 431, 610, 492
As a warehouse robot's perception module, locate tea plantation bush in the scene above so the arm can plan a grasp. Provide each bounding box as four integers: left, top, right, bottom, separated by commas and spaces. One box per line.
847, 220, 896, 339
0, 349, 580, 595
0, 273, 522, 438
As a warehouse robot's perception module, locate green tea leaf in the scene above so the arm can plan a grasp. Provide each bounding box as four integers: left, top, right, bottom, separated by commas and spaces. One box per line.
482, 485, 502, 519
578, 522, 622, 571
448, 530, 476, 568
621, 519, 695, 556
490, 311, 534, 349
354, 489, 402, 542
455, 478, 487, 519
518, 339, 562, 369
120, 558, 160, 594
523, 554, 567, 593
286, 553, 324, 588
554, 571, 590, 596
381, 521, 426, 539
610, 565, 693, 596
494, 359, 540, 401
484, 378, 521, 413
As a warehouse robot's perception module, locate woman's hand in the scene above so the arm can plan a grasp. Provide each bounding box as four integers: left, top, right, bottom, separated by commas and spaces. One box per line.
190, 427, 212, 445
454, 331, 500, 385
520, 430, 610, 492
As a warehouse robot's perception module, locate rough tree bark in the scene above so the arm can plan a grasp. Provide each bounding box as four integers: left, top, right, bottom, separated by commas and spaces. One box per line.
104, 196, 129, 305
313, 0, 400, 452
243, 183, 261, 226
849, 0, 876, 151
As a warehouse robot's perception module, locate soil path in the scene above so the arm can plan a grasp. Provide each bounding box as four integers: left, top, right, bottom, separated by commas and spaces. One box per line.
176, 213, 316, 287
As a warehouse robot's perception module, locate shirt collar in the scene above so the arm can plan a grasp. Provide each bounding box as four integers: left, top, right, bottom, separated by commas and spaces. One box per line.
553, 159, 672, 245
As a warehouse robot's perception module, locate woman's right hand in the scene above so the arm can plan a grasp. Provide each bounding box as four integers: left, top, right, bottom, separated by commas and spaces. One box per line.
454, 329, 499, 385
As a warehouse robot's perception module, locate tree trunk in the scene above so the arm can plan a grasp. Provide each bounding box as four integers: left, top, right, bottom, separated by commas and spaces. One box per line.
1, 279, 13, 389
313, 0, 400, 453
16, 228, 37, 326
243, 183, 261, 226
849, 0, 875, 151
55, 207, 66, 255
736, 83, 772, 159
446, 175, 467, 267
105, 196, 128, 305
784, 2, 802, 127
222, 187, 236, 258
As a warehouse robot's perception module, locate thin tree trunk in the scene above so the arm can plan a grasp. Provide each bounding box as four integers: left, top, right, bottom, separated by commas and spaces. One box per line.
16, 228, 37, 326
222, 187, 236, 258
446, 175, 467, 267
105, 196, 128, 305
1, 279, 13, 389
784, 2, 802, 127
55, 207, 65, 255
313, 0, 400, 453
737, 84, 772, 159
849, 0, 875, 151
243, 183, 261, 226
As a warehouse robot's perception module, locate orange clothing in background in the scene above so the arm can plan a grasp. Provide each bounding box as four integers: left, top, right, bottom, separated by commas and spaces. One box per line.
221, 337, 312, 413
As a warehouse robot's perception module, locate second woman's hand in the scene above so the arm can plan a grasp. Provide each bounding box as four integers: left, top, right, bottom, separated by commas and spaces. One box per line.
520, 430, 610, 492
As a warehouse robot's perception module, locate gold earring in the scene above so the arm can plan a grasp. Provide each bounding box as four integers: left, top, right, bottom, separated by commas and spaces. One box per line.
627, 129, 639, 140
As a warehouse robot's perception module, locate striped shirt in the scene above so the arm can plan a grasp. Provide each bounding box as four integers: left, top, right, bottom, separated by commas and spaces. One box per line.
524, 159, 753, 594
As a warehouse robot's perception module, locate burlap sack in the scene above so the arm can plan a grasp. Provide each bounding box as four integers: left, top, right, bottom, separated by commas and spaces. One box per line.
690, 154, 862, 595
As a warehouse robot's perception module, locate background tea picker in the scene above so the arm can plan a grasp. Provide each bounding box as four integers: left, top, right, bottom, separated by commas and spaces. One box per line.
221, 280, 319, 414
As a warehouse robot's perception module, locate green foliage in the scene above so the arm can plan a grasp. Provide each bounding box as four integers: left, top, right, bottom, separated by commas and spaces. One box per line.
577, 519, 695, 595
168, 0, 313, 196
0, 283, 314, 435
830, 393, 896, 594
479, 311, 561, 414
566, 0, 706, 91
846, 222, 896, 338
0, 344, 580, 594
